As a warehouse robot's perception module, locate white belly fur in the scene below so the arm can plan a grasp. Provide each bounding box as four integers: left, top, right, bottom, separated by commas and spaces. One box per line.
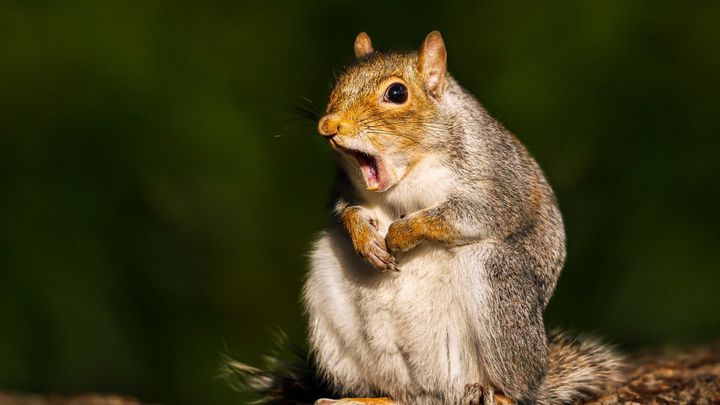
305, 227, 488, 402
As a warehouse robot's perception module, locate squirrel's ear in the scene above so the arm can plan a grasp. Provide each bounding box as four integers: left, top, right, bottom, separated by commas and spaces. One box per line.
418, 31, 447, 97
354, 32, 374, 58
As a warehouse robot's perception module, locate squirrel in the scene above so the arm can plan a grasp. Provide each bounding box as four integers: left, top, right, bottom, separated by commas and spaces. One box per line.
229, 31, 624, 405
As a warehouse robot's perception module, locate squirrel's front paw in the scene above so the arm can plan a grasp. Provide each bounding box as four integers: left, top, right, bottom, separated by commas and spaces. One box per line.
348, 216, 398, 272
386, 216, 423, 253
359, 229, 399, 272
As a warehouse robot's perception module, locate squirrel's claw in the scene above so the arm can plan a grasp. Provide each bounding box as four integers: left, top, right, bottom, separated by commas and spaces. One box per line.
315, 398, 394, 405
482, 386, 515, 405
461, 384, 515, 405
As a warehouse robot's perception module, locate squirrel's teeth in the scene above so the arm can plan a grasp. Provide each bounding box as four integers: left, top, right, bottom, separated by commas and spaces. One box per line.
364, 166, 379, 190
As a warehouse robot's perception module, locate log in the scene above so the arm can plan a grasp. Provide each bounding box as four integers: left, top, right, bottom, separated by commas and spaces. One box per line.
590, 343, 720, 404
0, 392, 147, 405
1, 343, 718, 405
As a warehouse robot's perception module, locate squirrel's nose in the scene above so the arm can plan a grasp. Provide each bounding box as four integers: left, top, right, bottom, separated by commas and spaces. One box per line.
318, 115, 354, 138
318, 116, 336, 137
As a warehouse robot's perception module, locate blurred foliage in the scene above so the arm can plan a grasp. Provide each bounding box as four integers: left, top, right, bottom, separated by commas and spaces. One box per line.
1, 0, 719, 404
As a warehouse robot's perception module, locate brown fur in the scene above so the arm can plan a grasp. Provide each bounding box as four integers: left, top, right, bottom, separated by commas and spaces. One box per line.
385, 210, 454, 253
323, 52, 439, 168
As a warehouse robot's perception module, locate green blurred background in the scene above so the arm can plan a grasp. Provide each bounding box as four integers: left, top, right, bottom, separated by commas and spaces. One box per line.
1, 0, 719, 403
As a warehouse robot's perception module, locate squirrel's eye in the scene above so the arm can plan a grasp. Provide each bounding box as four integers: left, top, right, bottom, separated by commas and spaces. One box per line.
384, 83, 408, 104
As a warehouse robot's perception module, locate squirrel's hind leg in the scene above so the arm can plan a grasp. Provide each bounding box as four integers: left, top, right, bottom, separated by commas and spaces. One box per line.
315, 398, 394, 405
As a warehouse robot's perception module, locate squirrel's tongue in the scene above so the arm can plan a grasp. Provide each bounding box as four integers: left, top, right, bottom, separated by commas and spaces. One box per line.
354, 152, 380, 190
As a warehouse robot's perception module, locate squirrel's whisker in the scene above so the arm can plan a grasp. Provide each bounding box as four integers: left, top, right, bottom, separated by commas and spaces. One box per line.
364, 130, 423, 147
356, 115, 387, 126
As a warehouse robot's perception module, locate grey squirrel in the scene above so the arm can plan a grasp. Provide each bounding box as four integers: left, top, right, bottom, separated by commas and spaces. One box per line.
231, 31, 624, 405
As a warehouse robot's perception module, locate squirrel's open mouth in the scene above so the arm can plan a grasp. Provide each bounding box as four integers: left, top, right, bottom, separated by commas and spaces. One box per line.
334, 145, 389, 191
351, 150, 381, 190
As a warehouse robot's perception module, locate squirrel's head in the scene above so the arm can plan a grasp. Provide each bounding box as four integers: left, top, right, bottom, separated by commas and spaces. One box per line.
318, 31, 449, 192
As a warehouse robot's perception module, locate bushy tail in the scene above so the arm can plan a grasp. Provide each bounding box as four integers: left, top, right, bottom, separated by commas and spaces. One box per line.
536, 330, 625, 405
221, 334, 329, 404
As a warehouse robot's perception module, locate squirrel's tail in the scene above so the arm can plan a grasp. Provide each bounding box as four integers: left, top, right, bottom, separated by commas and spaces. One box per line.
221, 333, 331, 404
536, 330, 625, 405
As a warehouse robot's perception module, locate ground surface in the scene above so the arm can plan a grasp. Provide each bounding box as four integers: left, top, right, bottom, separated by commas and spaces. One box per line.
1, 343, 718, 405
589, 343, 720, 404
